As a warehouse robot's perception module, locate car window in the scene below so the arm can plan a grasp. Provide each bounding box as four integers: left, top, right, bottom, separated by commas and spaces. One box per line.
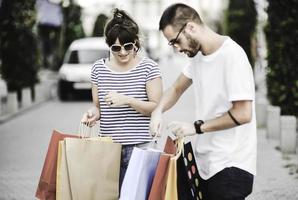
65, 49, 109, 64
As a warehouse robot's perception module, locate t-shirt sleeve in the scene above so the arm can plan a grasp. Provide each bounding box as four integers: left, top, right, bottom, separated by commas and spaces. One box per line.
226, 46, 255, 101
90, 62, 99, 85
146, 63, 161, 82
182, 60, 194, 79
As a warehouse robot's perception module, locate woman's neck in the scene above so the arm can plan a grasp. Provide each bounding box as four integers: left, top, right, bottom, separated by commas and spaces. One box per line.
107, 56, 141, 72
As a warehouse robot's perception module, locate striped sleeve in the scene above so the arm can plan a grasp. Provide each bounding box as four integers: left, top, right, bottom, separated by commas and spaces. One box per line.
146, 60, 161, 82
90, 60, 101, 84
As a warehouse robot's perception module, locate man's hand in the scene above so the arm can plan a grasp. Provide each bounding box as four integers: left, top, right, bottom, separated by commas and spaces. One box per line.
149, 109, 163, 137
167, 121, 196, 137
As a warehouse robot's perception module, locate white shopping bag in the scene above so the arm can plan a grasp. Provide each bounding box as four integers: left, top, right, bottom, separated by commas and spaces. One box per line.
119, 147, 161, 200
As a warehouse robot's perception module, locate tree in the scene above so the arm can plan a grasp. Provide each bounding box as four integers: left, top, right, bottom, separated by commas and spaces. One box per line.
265, 0, 298, 117
0, 0, 40, 99
225, 0, 257, 67
58, 3, 85, 68
92, 14, 108, 37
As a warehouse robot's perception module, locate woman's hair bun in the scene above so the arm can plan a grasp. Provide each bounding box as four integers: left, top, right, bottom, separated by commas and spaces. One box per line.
113, 8, 125, 24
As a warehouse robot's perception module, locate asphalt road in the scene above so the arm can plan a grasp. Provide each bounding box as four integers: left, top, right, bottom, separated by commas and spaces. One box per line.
0, 100, 95, 199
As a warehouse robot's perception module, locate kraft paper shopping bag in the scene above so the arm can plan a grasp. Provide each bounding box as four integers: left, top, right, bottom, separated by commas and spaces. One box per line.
164, 137, 184, 200
65, 137, 121, 200
56, 140, 72, 200
35, 130, 78, 200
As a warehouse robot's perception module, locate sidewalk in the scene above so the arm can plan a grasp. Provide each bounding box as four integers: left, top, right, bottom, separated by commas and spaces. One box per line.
248, 128, 298, 199
0, 69, 58, 124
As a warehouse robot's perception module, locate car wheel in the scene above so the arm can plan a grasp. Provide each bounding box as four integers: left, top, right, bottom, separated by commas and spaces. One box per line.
58, 80, 69, 101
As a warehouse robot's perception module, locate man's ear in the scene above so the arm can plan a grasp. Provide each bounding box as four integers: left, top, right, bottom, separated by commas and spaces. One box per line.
185, 22, 196, 34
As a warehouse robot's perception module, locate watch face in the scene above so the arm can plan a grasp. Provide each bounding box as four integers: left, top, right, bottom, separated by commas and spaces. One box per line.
194, 120, 204, 134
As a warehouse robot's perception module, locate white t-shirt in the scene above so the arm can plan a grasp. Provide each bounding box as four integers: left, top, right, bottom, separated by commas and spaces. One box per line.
183, 37, 257, 180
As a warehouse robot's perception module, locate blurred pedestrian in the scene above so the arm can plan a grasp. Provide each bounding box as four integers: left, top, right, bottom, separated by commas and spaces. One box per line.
81, 8, 162, 189
36, 0, 62, 69
150, 3, 256, 200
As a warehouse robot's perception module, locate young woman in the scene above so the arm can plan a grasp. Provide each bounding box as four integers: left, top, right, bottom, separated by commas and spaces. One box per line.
81, 8, 162, 188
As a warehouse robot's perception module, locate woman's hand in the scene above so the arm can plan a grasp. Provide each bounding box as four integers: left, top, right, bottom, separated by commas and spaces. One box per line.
105, 91, 131, 107
149, 109, 163, 137
81, 107, 100, 127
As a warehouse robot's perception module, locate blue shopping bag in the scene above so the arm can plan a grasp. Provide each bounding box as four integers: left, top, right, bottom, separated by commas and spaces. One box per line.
119, 147, 161, 200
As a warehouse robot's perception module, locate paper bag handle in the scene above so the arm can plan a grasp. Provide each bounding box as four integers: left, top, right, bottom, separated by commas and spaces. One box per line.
78, 122, 97, 138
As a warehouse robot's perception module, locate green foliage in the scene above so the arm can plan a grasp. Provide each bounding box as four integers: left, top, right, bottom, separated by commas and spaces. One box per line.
0, 0, 40, 93
225, 0, 257, 67
92, 14, 108, 37
265, 0, 298, 116
59, 4, 85, 61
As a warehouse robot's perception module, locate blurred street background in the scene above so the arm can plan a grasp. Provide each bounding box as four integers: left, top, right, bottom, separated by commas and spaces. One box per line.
0, 0, 297, 199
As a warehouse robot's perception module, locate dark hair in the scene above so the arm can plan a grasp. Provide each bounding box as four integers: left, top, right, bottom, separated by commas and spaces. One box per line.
159, 3, 202, 31
104, 8, 140, 50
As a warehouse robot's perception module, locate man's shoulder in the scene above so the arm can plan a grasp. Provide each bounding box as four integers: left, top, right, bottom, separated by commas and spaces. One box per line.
225, 37, 245, 53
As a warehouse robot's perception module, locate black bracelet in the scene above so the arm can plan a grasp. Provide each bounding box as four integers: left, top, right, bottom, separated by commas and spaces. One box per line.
228, 110, 241, 126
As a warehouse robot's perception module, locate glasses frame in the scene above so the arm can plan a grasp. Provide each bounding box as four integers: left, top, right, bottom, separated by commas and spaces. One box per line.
168, 23, 187, 47
110, 42, 136, 53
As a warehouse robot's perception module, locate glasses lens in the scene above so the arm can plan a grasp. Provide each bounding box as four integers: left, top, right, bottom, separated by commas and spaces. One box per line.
111, 45, 121, 52
124, 43, 134, 51
168, 40, 175, 46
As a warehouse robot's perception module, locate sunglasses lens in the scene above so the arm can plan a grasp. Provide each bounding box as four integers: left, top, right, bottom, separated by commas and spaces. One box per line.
124, 43, 134, 51
111, 45, 121, 52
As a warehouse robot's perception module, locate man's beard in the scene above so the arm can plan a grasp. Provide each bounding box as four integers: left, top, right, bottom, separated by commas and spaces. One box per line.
181, 33, 200, 58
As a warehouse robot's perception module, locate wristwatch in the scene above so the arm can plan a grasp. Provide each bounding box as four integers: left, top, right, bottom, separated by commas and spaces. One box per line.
194, 120, 204, 134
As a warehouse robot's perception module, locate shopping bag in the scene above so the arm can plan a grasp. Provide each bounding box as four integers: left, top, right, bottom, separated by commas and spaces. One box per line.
35, 130, 78, 200
56, 140, 72, 200
65, 137, 121, 200
148, 136, 177, 200
148, 154, 171, 200
164, 136, 177, 154
119, 147, 161, 200
164, 138, 184, 200
177, 142, 203, 200
164, 156, 178, 200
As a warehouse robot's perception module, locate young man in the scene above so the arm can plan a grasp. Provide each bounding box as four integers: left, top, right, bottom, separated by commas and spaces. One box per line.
150, 3, 256, 200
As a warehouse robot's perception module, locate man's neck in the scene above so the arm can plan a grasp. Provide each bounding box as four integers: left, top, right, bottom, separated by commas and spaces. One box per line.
201, 28, 226, 55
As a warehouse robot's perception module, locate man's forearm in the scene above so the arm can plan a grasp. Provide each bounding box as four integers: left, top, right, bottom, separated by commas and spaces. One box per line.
156, 86, 182, 113
200, 100, 253, 133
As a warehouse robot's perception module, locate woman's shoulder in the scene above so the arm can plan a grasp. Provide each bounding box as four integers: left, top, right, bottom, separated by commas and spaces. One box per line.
140, 57, 158, 67
92, 58, 106, 68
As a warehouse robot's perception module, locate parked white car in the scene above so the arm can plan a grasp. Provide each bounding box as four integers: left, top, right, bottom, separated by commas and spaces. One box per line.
58, 37, 109, 100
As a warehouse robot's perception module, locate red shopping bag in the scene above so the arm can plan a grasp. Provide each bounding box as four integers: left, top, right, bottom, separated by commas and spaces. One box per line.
148, 136, 177, 200
35, 130, 79, 200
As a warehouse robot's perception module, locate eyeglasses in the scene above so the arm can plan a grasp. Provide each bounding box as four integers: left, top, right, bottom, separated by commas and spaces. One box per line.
168, 23, 187, 46
110, 42, 135, 52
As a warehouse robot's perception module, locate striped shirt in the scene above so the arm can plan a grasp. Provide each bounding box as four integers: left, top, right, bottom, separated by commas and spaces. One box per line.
91, 57, 161, 145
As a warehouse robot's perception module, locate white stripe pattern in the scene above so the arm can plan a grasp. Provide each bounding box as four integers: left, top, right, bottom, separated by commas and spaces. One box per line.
91, 57, 161, 145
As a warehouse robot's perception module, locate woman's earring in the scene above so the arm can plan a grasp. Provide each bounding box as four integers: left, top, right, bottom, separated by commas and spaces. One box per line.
108, 51, 110, 61
134, 50, 137, 58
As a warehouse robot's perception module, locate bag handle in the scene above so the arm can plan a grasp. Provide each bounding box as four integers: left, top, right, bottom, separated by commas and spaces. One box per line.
78, 122, 97, 138
173, 136, 184, 159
